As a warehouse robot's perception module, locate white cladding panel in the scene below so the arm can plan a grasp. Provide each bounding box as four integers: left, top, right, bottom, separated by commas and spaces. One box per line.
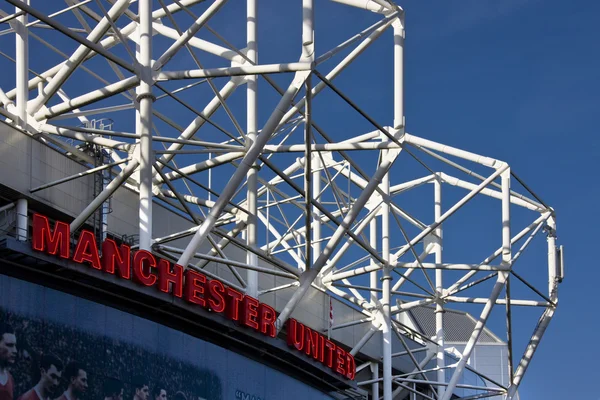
0, 123, 94, 215
451, 343, 509, 399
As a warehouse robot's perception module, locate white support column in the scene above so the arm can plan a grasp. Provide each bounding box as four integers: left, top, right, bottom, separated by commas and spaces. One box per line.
16, 199, 27, 241
434, 178, 445, 397
137, 0, 155, 251
501, 169, 512, 271
370, 362, 379, 400
245, 0, 259, 298
547, 215, 558, 301
303, 0, 317, 267
393, 16, 404, 130
303, 76, 313, 274
506, 192, 558, 400
302, 0, 315, 61
382, 270, 392, 400
382, 13, 404, 400
312, 155, 322, 263
15, 0, 28, 129
381, 155, 392, 400
370, 217, 378, 305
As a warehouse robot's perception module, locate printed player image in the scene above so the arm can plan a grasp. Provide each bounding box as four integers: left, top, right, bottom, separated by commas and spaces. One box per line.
0, 274, 334, 400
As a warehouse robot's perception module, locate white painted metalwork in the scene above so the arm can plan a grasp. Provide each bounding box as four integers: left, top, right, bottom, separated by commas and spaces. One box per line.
0, 1, 561, 399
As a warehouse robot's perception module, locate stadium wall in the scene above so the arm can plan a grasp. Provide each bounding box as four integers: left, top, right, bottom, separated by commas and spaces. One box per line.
0, 273, 336, 400
0, 121, 501, 399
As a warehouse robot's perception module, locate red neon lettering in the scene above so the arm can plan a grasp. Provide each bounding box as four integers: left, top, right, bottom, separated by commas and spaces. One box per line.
345, 353, 356, 380
304, 326, 320, 360
207, 279, 226, 313
72, 230, 101, 270
335, 347, 346, 376
258, 304, 277, 338
132, 250, 157, 286
224, 287, 243, 321
32, 214, 70, 259
242, 296, 260, 330
323, 339, 336, 368
158, 259, 183, 297
101, 239, 131, 279
317, 335, 325, 363
184, 270, 206, 307
286, 319, 304, 351
31, 216, 356, 379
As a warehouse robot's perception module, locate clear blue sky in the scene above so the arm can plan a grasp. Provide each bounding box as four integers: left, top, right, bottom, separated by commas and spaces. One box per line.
398, 1, 598, 398
0, 1, 597, 398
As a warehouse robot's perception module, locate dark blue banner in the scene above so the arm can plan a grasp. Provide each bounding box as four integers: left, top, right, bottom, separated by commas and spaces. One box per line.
0, 274, 333, 400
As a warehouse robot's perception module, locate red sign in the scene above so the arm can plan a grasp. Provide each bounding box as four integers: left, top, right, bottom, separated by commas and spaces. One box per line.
31, 214, 356, 379
287, 318, 356, 380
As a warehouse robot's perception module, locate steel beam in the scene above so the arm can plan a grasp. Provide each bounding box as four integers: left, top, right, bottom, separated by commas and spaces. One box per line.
177, 71, 310, 267
14, 0, 27, 129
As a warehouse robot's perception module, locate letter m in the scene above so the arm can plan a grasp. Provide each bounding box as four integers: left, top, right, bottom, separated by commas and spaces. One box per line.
32, 214, 70, 259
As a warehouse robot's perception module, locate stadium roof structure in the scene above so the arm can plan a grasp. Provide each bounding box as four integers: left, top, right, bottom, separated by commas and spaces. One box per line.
409, 307, 503, 345
0, 0, 564, 399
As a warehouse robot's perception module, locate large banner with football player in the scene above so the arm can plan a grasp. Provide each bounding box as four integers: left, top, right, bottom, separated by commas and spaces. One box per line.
0, 273, 333, 400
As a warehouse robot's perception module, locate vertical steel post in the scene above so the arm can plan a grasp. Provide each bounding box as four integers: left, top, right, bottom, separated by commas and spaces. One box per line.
245, 0, 259, 297
505, 265, 514, 383
501, 170, 512, 273
16, 198, 27, 241
393, 16, 404, 130
382, 266, 392, 400
302, 0, 315, 272
137, 0, 154, 251
312, 155, 321, 262
507, 185, 557, 400
303, 0, 317, 266
434, 178, 445, 397
506, 213, 557, 398
547, 215, 557, 301
381, 147, 392, 400
369, 218, 378, 305
302, 0, 315, 61
381, 13, 405, 400
304, 73, 313, 272
501, 168, 513, 391
15, 0, 28, 129
370, 362, 379, 400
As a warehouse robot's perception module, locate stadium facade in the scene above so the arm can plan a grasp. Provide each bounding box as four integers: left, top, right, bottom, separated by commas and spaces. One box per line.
0, 1, 562, 399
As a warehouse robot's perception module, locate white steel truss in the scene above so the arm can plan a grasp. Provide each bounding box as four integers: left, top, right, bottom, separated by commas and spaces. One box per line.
0, 1, 562, 399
